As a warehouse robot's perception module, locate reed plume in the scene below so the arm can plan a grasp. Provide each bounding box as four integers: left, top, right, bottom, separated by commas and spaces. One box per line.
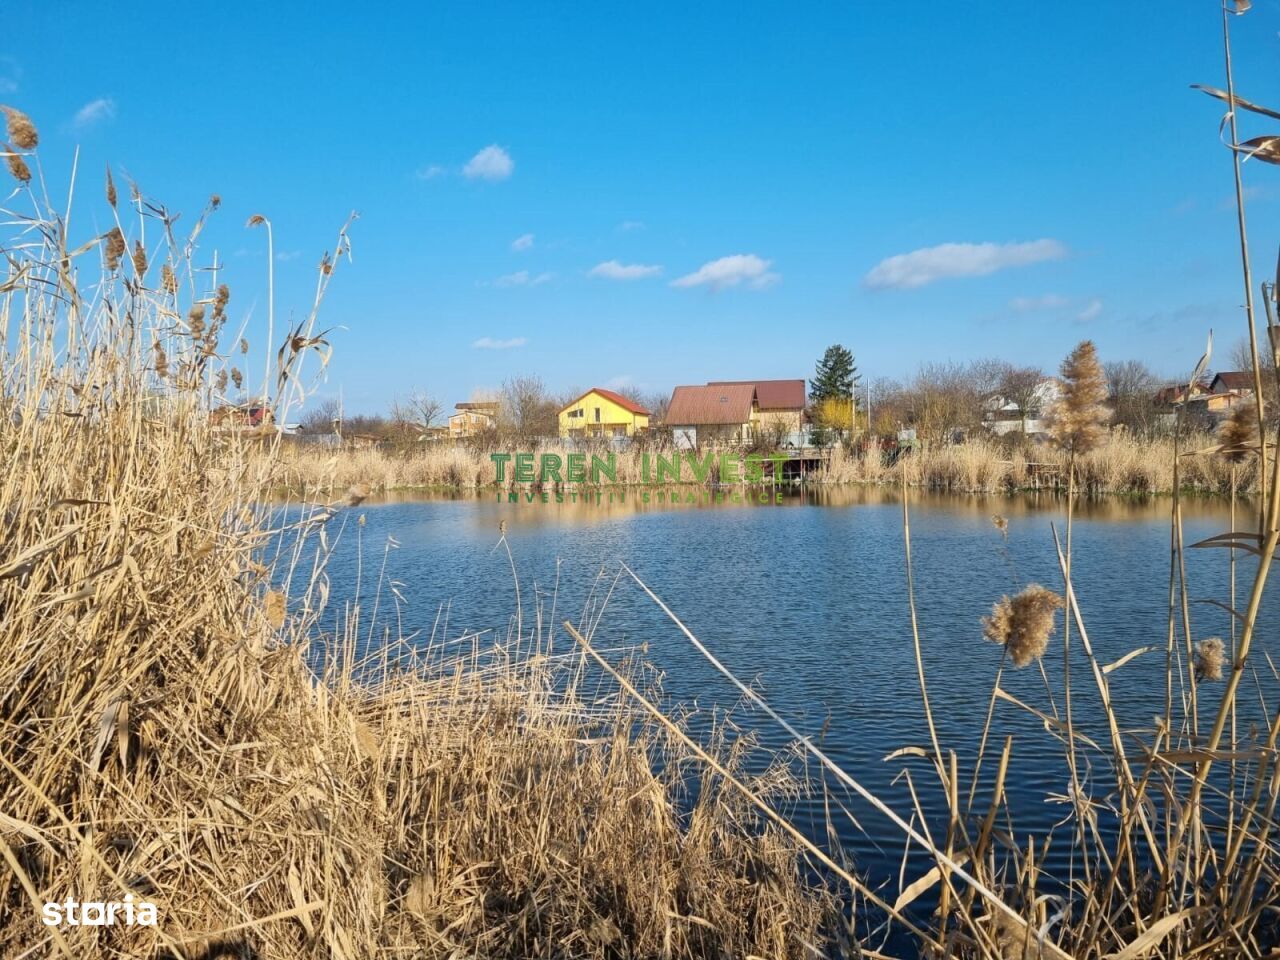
1047, 340, 1110, 454
104, 227, 126, 271
1, 105, 38, 149
982, 584, 1064, 668
1218, 401, 1260, 462
5, 141, 31, 183
1195, 637, 1226, 681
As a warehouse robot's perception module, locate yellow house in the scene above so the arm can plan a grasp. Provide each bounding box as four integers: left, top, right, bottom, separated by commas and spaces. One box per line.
558, 387, 651, 439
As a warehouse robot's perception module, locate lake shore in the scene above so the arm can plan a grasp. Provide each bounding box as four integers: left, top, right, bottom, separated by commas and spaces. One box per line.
278, 431, 1253, 498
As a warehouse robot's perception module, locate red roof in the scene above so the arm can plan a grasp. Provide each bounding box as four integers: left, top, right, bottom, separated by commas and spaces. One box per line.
666, 384, 757, 425
1212, 371, 1255, 393
565, 387, 650, 416
708, 378, 806, 410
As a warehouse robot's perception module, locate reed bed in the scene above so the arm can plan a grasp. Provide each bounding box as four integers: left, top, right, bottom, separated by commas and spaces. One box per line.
0, 117, 833, 959
280, 433, 1251, 497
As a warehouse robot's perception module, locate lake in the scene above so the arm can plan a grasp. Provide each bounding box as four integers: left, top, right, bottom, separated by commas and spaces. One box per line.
295, 486, 1278, 910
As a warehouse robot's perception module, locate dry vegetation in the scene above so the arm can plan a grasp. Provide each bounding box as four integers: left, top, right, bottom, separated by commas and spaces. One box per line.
279, 432, 1255, 498
0, 112, 832, 958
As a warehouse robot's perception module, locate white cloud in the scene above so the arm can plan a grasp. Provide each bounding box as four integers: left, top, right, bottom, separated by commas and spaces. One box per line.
473, 336, 528, 350
1076, 298, 1103, 322
70, 97, 116, 130
671, 254, 778, 291
493, 270, 552, 288
275, 250, 302, 262
618, 220, 645, 232
0, 57, 19, 94
863, 239, 1067, 290
588, 259, 662, 281
463, 144, 513, 181
415, 164, 445, 180
1010, 293, 1069, 312
511, 233, 535, 252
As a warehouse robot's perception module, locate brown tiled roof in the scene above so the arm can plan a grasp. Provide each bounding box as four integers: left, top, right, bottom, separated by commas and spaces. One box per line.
1212, 371, 1255, 392
455, 401, 498, 411
707, 378, 805, 410
563, 387, 650, 416
666, 384, 756, 425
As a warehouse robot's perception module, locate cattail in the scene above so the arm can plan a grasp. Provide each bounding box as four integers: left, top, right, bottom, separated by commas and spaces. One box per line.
104, 228, 126, 271
982, 584, 1064, 668
246, 214, 266, 227
1195, 637, 1226, 681
153, 342, 169, 379
238, 337, 249, 355
105, 164, 117, 207
161, 263, 178, 294
1046, 340, 1110, 455
4, 143, 30, 184
188, 305, 206, 339
215, 369, 228, 393
230, 367, 243, 390
131, 240, 147, 277
1218, 401, 1260, 463
1, 106, 38, 149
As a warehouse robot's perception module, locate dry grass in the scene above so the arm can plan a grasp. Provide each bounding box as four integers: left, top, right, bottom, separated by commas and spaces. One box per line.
280, 433, 1254, 498
0, 123, 833, 959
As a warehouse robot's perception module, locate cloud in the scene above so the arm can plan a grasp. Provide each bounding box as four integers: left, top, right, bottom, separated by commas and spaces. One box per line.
1010, 293, 1069, 312
863, 239, 1067, 290
671, 254, 779, 291
463, 144, 513, 181
589, 259, 662, 281
617, 220, 645, 232
1076, 298, 1103, 323
70, 97, 117, 130
472, 336, 528, 350
493, 270, 552, 288
415, 164, 445, 180
511, 233, 535, 252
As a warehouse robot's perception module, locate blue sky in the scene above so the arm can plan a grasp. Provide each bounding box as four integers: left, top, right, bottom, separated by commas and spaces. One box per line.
6, 2, 1280, 413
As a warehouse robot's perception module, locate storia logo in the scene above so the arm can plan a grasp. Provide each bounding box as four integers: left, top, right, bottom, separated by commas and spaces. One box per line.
42, 895, 158, 926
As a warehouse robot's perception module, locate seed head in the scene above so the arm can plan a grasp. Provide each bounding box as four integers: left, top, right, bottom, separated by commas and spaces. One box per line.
239, 337, 249, 355
982, 584, 1064, 668
991, 514, 1009, 538
246, 214, 266, 227
105, 165, 117, 207
216, 369, 228, 393
4, 143, 30, 184
1218, 402, 1260, 463
104, 228, 126, 271
212, 283, 230, 320
131, 240, 147, 277
188, 305, 206, 339
230, 367, 243, 390
161, 263, 178, 295
1195, 637, 1226, 681
1046, 340, 1110, 455
153, 342, 169, 379
1, 106, 38, 150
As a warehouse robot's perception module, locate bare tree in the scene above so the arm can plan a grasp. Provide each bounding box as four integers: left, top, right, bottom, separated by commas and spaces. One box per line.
996, 365, 1045, 434
1105, 360, 1161, 436
389, 389, 442, 442
500, 375, 558, 440
300, 397, 342, 435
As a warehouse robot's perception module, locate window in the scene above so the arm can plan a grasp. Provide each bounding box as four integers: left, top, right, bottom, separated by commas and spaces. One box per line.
594, 407, 601, 422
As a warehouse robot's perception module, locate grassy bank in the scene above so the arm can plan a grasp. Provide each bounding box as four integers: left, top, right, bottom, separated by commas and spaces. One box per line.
278, 432, 1253, 497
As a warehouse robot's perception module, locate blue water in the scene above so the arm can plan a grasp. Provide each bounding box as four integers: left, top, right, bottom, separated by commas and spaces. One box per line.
287, 487, 1278, 913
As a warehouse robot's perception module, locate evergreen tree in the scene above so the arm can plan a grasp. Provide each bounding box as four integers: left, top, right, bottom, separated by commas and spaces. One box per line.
810, 344, 860, 403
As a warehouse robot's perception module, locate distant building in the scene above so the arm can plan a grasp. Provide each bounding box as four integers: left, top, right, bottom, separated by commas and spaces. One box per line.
665, 384, 759, 448
558, 388, 651, 439
211, 402, 273, 429
707, 379, 806, 438
448, 401, 498, 438
983, 379, 1060, 436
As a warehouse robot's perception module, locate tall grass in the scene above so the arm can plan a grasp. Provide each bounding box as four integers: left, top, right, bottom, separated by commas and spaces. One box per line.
0, 117, 832, 958
281, 433, 1254, 497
